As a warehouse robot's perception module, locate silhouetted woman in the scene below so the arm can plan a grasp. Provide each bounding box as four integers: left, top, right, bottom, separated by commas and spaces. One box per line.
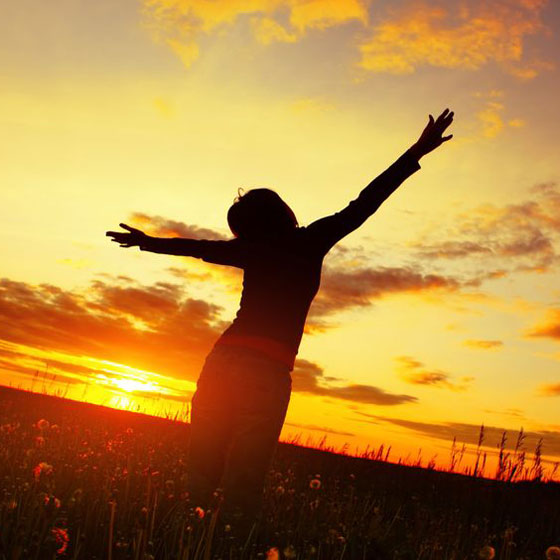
106, 108, 454, 531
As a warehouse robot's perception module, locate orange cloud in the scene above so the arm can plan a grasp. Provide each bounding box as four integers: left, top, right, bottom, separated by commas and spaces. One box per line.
142, 0, 368, 67
129, 212, 228, 241
539, 383, 560, 396
463, 339, 504, 350
410, 181, 560, 274
307, 264, 461, 330
0, 277, 224, 383
358, 0, 550, 78
292, 358, 417, 405
126, 212, 466, 329
395, 355, 474, 391
0, 276, 421, 406
525, 309, 560, 340
475, 98, 526, 138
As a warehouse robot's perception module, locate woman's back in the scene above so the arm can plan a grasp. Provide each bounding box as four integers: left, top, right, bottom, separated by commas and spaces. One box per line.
216, 227, 325, 369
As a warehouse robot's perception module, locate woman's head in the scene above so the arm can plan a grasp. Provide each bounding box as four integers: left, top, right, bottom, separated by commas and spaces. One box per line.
227, 188, 298, 240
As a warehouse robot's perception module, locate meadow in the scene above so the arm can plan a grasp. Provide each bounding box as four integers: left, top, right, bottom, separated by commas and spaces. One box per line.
0, 386, 559, 560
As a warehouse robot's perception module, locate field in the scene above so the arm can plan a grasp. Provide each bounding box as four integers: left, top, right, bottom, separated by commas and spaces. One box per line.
0, 386, 559, 560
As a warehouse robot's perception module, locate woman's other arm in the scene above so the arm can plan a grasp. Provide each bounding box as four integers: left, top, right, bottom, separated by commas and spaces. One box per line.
105, 224, 245, 268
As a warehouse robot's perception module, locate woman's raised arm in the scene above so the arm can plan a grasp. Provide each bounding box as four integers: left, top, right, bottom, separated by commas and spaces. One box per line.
306, 109, 454, 255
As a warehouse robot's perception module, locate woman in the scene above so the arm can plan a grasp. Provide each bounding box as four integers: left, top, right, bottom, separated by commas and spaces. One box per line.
106, 108, 454, 529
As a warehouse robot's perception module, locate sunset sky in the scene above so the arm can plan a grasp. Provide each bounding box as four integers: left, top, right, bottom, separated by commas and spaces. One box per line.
2, 0, 560, 474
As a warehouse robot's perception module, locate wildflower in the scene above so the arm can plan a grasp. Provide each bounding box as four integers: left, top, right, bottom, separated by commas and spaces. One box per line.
7, 499, 17, 510
478, 545, 496, 559
51, 527, 69, 555
275, 485, 285, 495
309, 478, 321, 490
283, 545, 296, 558
33, 462, 53, 482
44, 495, 61, 509
35, 436, 45, 448
546, 547, 560, 560
36, 419, 50, 430
50, 424, 60, 433
266, 547, 280, 560
224, 524, 231, 532
194, 506, 205, 519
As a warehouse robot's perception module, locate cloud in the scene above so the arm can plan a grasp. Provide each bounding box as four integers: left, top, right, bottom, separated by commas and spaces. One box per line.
127, 213, 243, 286
357, 0, 550, 78
356, 413, 560, 457
539, 383, 560, 396
284, 421, 355, 437
292, 358, 417, 405
0, 277, 225, 383
142, 0, 368, 67
463, 339, 504, 350
525, 309, 560, 341
127, 212, 465, 330
395, 355, 474, 391
140, 0, 552, 82
129, 212, 228, 241
410, 181, 560, 274
307, 264, 460, 330
475, 97, 526, 139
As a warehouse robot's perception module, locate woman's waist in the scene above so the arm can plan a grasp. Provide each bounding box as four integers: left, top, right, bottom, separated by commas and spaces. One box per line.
213, 333, 297, 371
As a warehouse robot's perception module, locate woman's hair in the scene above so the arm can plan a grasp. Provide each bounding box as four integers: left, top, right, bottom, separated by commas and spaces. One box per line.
227, 188, 298, 240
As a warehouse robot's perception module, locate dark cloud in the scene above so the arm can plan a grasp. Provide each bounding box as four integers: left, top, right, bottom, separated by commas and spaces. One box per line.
292, 358, 417, 406
395, 355, 474, 391
307, 265, 461, 330
284, 421, 355, 437
356, 413, 560, 458
0, 277, 224, 383
129, 212, 228, 241
126, 213, 467, 333
411, 182, 560, 274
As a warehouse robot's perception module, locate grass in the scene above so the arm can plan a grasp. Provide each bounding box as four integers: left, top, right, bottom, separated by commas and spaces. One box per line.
0, 386, 559, 559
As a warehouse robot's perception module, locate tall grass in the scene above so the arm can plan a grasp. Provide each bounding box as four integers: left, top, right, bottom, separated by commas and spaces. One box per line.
1, 387, 559, 559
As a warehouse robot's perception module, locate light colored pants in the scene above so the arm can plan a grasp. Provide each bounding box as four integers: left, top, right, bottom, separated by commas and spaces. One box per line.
186, 344, 292, 519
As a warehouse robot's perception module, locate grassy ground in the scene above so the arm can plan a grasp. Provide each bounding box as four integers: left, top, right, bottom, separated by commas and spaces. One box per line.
0, 386, 559, 559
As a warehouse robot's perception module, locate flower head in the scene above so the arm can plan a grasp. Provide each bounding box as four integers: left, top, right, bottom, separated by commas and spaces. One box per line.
478, 545, 496, 559
309, 478, 321, 490
51, 527, 69, 554
266, 547, 280, 560
33, 462, 53, 482
546, 547, 560, 560
284, 545, 297, 558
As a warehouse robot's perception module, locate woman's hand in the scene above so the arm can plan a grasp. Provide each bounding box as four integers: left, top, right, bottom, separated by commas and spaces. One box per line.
105, 223, 148, 248
409, 108, 454, 160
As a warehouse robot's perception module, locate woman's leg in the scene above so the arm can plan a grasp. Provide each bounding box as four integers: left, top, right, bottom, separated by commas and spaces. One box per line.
186, 349, 234, 509
221, 356, 292, 523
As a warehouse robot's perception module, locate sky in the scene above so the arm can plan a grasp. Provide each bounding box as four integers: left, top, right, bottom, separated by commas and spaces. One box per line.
1, 0, 560, 476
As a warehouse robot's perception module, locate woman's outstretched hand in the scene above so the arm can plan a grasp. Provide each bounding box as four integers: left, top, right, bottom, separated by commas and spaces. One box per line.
409, 108, 454, 160
106, 223, 148, 248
